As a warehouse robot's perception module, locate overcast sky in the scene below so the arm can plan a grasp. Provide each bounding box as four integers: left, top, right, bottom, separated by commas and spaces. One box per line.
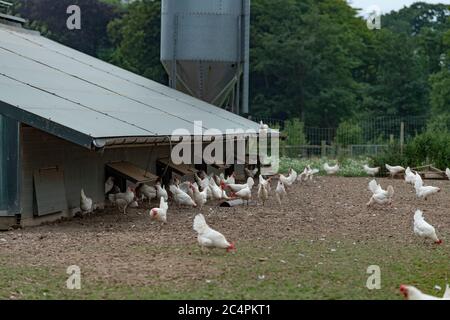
348, 0, 450, 14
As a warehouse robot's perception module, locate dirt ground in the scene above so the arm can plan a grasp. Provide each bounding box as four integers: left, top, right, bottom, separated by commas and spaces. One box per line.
0, 176, 449, 299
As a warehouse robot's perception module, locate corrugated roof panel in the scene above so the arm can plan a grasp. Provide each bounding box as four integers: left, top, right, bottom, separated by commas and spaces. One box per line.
7, 27, 258, 128
0, 26, 260, 145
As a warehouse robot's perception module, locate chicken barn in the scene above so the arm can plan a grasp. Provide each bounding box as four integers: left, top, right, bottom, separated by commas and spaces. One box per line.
0, 16, 262, 229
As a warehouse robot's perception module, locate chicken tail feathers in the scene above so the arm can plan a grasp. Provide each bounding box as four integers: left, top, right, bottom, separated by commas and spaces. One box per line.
193, 214, 208, 234
414, 209, 423, 222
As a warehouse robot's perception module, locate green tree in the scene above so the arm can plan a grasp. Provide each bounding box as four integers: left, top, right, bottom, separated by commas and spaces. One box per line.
335, 120, 363, 146
107, 0, 165, 82
283, 119, 308, 145
13, 0, 122, 57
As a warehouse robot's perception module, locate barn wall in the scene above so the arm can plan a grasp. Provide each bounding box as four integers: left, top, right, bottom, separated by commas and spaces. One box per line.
0, 115, 20, 218
20, 126, 170, 226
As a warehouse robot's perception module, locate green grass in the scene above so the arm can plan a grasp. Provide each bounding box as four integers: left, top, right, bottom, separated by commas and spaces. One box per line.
1, 239, 448, 299
279, 157, 373, 177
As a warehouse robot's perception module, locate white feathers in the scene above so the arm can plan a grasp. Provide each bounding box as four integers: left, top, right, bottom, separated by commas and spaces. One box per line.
275, 180, 287, 206
170, 184, 197, 207
404, 167, 416, 185
279, 168, 297, 187
191, 182, 208, 209
150, 196, 168, 223
245, 167, 259, 178
400, 285, 449, 300
324, 163, 339, 175
227, 177, 254, 192
257, 182, 269, 205
385, 164, 405, 178
104, 177, 114, 194
80, 189, 93, 213
446, 168, 450, 180
414, 173, 440, 199
413, 209, 441, 243
155, 183, 168, 202
193, 214, 234, 251
367, 179, 394, 206
138, 183, 157, 203
363, 164, 379, 176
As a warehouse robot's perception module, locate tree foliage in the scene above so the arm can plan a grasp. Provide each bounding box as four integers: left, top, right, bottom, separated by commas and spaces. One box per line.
9, 0, 450, 129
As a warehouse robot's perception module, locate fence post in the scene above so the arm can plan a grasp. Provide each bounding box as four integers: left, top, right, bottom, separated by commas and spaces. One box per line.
400, 121, 405, 154
389, 134, 394, 144
321, 140, 326, 158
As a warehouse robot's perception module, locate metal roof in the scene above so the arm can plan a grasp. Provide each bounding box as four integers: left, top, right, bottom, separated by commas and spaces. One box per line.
0, 24, 260, 149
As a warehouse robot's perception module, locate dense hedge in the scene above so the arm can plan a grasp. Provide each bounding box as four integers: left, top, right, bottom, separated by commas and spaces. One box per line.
372, 130, 450, 171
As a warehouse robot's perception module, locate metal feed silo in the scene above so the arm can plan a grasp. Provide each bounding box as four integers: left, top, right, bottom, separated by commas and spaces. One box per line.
161, 0, 250, 115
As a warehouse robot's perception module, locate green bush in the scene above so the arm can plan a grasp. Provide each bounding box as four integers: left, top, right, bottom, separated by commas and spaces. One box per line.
335, 120, 363, 147
427, 113, 450, 132
371, 143, 408, 175
371, 130, 450, 171
404, 130, 450, 169
279, 157, 370, 177
283, 118, 308, 145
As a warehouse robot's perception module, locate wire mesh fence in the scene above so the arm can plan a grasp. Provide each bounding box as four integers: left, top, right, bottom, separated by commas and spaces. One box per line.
250, 115, 428, 159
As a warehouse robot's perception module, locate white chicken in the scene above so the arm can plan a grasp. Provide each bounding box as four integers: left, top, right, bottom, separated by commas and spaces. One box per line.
109, 187, 135, 205
209, 178, 227, 200
191, 182, 208, 209
155, 183, 168, 202
137, 183, 157, 204
297, 168, 308, 182
290, 168, 298, 183
275, 180, 287, 206
324, 163, 339, 175
80, 189, 93, 214
259, 120, 269, 131
232, 185, 252, 205
220, 172, 236, 185
404, 167, 416, 185
104, 177, 115, 195
178, 181, 194, 199
259, 121, 269, 136
414, 174, 440, 200
149, 196, 168, 223
257, 182, 269, 205
279, 168, 296, 187
363, 164, 379, 177
385, 164, 405, 178
226, 177, 254, 192
195, 172, 211, 199
108, 187, 135, 214
446, 168, 450, 180
259, 174, 272, 192
400, 285, 450, 300
245, 167, 258, 179
169, 184, 197, 207
306, 165, 320, 180
367, 179, 394, 207
413, 209, 442, 244
193, 214, 236, 252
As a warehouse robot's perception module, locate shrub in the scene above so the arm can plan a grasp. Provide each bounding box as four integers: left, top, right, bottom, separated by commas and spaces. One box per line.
371, 143, 408, 175
279, 157, 369, 177
335, 120, 363, 147
283, 118, 308, 145
404, 130, 450, 169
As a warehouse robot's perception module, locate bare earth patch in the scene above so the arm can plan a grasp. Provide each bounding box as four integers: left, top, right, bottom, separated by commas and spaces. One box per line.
0, 176, 449, 299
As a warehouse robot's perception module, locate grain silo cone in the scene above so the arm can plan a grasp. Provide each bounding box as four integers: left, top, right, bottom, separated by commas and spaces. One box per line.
161, 0, 250, 114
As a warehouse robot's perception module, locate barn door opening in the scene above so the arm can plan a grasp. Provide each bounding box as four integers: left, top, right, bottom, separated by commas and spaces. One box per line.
33, 167, 68, 216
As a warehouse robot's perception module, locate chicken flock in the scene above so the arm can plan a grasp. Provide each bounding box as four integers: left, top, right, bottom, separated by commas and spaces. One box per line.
79, 132, 450, 299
